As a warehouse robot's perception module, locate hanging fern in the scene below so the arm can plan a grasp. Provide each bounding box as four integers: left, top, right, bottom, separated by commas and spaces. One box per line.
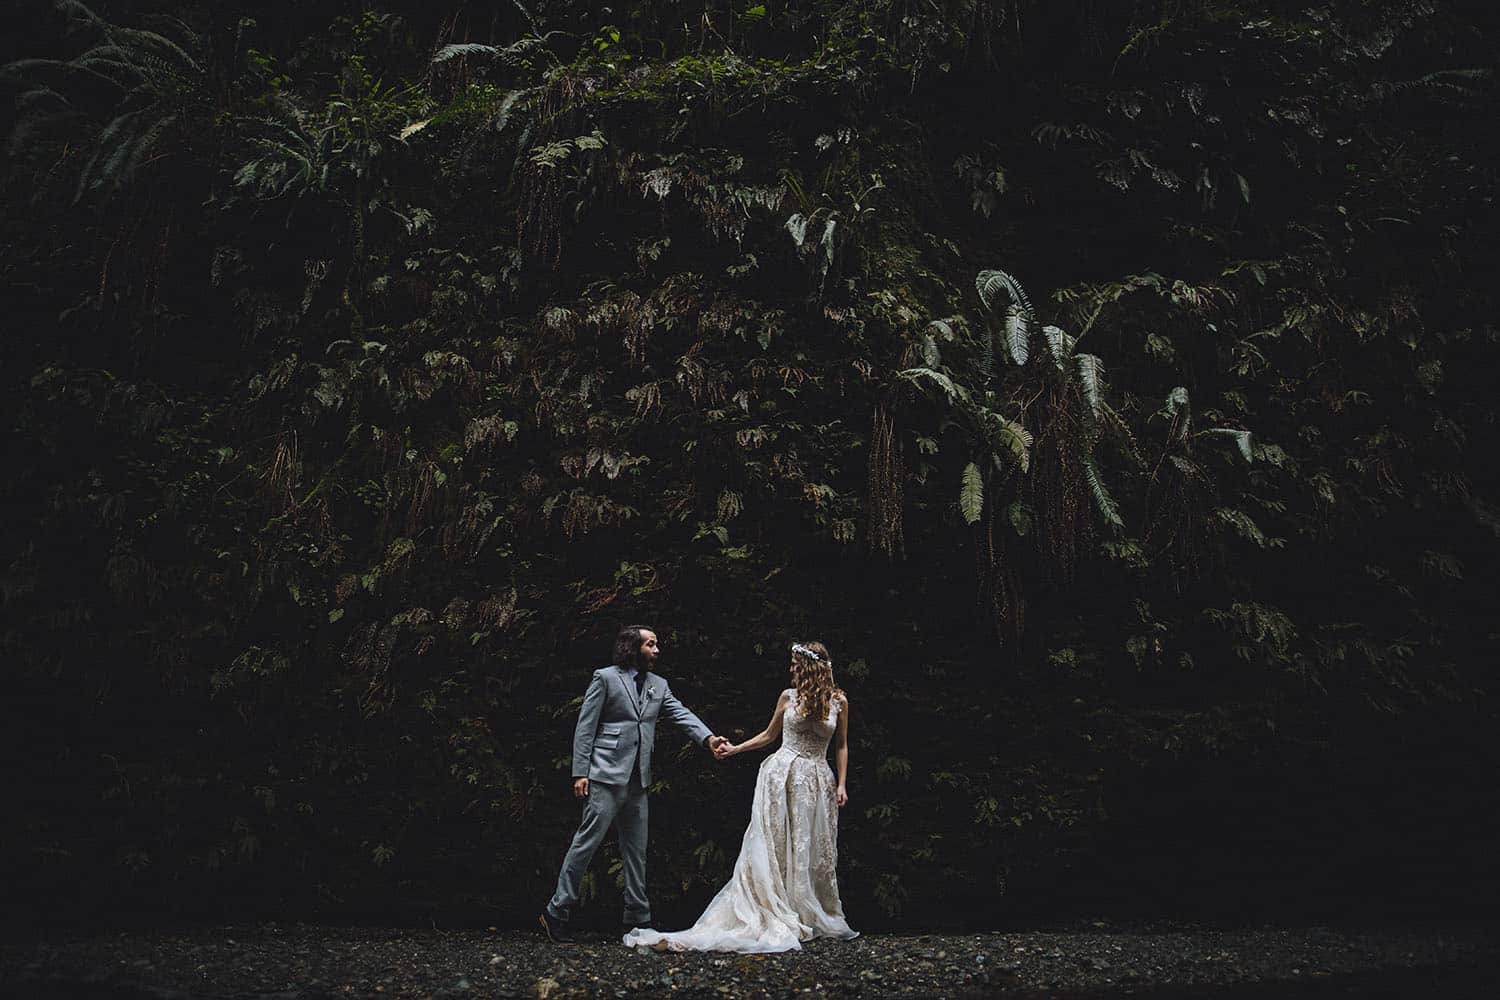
1198, 427, 1254, 462
978, 408, 1033, 474
4, 0, 213, 202
976, 268, 1035, 319
976, 268, 1035, 368
1075, 353, 1106, 419
898, 366, 969, 405
959, 462, 985, 525
1082, 451, 1124, 529
1165, 386, 1193, 442
1042, 324, 1076, 369
1002, 305, 1031, 367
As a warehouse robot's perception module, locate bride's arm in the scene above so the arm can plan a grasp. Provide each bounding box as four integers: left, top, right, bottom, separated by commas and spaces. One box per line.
833, 693, 850, 807
720, 690, 791, 756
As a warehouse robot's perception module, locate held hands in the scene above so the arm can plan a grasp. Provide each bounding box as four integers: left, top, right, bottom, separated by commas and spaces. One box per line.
706, 735, 732, 759
713, 739, 739, 760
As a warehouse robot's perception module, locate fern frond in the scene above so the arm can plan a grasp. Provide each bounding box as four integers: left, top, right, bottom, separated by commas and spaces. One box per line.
1042, 324, 1074, 368
785, 212, 809, 247
977, 408, 1032, 473
898, 366, 970, 405
1213, 507, 1276, 547
432, 43, 504, 63
1165, 386, 1192, 442
1002, 304, 1030, 366
959, 462, 984, 525
1198, 427, 1253, 462
926, 316, 967, 342
975, 268, 1035, 319
1074, 353, 1105, 419
1082, 451, 1124, 529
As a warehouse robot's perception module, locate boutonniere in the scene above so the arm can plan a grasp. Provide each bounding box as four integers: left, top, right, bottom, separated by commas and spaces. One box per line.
645, 686, 656, 700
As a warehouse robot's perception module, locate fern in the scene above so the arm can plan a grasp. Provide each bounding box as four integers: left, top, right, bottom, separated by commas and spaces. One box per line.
1002, 305, 1031, 366
1164, 386, 1192, 442
976, 269, 1035, 366
898, 366, 969, 405
1074, 353, 1105, 419
1198, 427, 1253, 462
1082, 452, 1124, 529
431, 34, 563, 69
1213, 508, 1283, 548
4, 0, 212, 201
1042, 324, 1075, 369
959, 462, 984, 525
978, 409, 1032, 473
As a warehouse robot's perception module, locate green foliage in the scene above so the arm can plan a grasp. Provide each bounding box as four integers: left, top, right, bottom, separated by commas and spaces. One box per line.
3, 0, 1497, 927
4, 0, 216, 201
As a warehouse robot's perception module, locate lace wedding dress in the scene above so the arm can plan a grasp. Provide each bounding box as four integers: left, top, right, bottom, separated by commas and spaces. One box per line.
622, 689, 859, 953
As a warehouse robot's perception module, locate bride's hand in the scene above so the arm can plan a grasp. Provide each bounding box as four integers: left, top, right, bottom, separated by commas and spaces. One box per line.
836, 785, 848, 808
715, 741, 738, 759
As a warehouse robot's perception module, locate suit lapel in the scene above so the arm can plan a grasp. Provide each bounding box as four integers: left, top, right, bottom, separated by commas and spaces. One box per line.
614, 665, 642, 719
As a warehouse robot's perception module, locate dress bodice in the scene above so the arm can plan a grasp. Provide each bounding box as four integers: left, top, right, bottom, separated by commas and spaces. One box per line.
780, 689, 838, 758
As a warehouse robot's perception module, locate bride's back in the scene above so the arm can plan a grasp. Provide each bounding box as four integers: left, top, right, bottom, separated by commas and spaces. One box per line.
780, 689, 837, 757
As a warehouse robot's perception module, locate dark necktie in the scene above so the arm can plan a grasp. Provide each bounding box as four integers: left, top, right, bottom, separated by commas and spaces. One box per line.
634, 671, 646, 699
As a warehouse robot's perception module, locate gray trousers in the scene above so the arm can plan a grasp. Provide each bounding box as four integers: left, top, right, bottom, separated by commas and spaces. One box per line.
546, 772, 650, 924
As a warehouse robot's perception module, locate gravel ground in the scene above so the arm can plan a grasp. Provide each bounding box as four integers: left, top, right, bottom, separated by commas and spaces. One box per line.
3, 921, 1497, 999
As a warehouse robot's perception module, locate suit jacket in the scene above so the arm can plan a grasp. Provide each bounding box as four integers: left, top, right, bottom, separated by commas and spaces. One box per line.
571, 665, 712, 787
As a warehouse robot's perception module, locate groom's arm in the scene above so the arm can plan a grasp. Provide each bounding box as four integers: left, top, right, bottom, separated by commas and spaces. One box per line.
658, 683, 716, 749
571, 670, 607, 784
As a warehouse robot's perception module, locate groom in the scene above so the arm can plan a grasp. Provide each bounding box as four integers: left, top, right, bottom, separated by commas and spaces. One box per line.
540, 624, 726, 943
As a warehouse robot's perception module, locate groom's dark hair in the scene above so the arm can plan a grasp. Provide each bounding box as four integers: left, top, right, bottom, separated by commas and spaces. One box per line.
614, 624, 653, 669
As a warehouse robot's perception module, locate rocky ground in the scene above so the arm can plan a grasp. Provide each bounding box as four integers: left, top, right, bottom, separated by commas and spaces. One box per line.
3, 920, 1497, 999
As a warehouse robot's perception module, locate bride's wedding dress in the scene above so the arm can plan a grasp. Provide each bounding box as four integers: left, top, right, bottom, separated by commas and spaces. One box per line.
622, 689, 859, 953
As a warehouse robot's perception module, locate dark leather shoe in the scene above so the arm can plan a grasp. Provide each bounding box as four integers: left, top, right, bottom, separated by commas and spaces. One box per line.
539, 912, 574, 944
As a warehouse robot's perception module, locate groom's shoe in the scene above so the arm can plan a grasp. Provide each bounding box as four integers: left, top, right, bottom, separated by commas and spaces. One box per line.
538, 912, 575, 944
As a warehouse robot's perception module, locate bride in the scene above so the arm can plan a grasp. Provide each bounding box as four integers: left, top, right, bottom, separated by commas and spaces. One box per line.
622, 641, 859, 953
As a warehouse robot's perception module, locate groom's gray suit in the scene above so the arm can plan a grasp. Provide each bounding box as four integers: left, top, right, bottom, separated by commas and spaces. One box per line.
547, 664, 713, 925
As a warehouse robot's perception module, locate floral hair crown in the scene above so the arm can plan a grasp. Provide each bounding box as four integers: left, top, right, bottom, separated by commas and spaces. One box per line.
790, 643, 826, 662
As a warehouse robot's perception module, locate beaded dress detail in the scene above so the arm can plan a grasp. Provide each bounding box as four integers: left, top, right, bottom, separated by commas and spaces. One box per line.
622, 689, 859, 953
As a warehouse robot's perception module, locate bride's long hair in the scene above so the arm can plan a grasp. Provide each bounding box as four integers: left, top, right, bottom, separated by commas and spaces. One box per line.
790, 641, 841, 721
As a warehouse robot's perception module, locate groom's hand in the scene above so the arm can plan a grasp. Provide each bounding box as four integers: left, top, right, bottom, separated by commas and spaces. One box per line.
573, 777, 589, 798
706, 735, 728, 755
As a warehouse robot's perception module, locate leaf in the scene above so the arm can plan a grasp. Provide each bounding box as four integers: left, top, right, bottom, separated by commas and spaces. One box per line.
785, 212, 808, 247
1002, 305, 1030, 366
926, 316, 966, 341
920, 335, 941, 366
959, 462, 984, 525
975, 268, 1034, 319
1042, 325, 1074, 368
820, 218, 838, 267
431, 43, 503, 63
1200, 427, 1253, 462
397, 119, 431, 141
1075, 353, 1105, 419
979, 410, 1032, 473
1214, 507, 1272, 547
1082, 452, 1124, 529
1007, 501, 1033, 537
1165, 386, 1192, 442
1236, 172, 1251, 205
898, 367, 969, 404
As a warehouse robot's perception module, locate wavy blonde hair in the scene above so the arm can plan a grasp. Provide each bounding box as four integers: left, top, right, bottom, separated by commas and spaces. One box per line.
790, 641, 842, 721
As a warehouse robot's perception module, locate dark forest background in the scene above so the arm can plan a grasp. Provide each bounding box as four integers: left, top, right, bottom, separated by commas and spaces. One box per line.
3, 0, 1498, 933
